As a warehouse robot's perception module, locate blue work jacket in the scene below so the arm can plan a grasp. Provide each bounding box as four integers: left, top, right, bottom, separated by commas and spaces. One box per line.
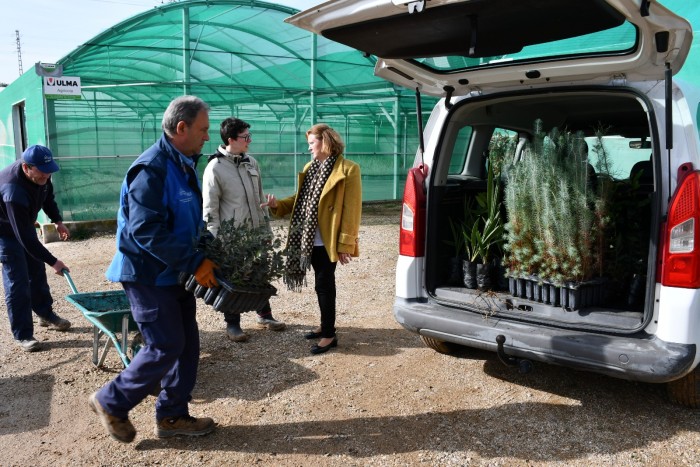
0, 160, 62, 266
106, 134, 205, 286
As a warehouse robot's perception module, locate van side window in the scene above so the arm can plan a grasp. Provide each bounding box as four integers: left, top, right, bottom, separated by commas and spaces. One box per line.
584, 135, 653, 180
487, 128, 518, 177
448, 126, 473, 174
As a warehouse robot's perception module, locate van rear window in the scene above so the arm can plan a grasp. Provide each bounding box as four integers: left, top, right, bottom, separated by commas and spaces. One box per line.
415, 22, 636, 72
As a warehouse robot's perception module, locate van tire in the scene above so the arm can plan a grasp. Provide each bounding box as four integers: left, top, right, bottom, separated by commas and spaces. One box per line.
666, 369, 700, 408
420, 335, 454, 354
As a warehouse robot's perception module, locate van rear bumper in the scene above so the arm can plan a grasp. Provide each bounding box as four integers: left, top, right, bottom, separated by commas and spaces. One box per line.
394, 298, 695, 383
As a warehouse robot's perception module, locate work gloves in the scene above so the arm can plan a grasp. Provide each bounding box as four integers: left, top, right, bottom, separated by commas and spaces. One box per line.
195, 258, 219, 288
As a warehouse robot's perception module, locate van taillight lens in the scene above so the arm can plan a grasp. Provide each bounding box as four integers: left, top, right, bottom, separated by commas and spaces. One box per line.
399, 164, 427, 257
670, 219, 694, 252
662, 169, 700, 288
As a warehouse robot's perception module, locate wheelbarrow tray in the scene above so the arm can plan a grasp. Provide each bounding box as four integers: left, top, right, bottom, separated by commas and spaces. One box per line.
65, 290, 139, 368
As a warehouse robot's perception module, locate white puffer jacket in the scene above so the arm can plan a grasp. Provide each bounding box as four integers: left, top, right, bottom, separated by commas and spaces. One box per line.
202, 145, 270, 237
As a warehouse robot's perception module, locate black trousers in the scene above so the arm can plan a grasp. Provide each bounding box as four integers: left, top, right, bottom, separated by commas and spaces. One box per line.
311, 246, 337, 338
224, 301, 271, 325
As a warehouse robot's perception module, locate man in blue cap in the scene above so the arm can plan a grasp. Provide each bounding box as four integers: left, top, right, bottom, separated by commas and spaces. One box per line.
0, 144, 72, 352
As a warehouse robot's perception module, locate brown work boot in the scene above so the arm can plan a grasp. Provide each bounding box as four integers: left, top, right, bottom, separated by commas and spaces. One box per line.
88, 392, 136, 443
155, 415, 216, 438
39, 315, 71, 331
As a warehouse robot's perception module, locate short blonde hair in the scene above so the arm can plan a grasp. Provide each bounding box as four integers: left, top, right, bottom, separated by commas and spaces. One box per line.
306, 124, 345, 158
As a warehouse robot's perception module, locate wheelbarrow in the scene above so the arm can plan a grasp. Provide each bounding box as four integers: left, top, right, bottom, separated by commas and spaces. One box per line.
63, 271, 140, 368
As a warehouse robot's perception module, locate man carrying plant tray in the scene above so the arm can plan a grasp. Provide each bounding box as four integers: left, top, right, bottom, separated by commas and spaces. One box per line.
202, 117, 286, 342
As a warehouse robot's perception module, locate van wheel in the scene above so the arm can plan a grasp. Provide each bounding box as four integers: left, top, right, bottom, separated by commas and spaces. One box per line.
667, 368, 700, 408
420, 335, 453, 354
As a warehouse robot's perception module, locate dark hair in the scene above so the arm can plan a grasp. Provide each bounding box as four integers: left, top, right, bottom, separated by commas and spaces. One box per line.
220, 117, 251, 144
162, 95, 209, 137
306, 123, 344, 158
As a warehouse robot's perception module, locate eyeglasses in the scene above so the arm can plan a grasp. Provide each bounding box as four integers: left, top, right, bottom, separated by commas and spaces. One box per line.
236, 133, 252, 142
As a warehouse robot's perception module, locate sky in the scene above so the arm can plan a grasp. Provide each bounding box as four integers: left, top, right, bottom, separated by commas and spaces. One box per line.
0, 0, 320, 85
1, 0, 698, 87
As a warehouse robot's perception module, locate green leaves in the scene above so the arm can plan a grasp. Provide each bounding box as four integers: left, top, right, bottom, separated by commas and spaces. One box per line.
464, 160, 505, 263
204, 220, 287, 288
504, 120, 610, 284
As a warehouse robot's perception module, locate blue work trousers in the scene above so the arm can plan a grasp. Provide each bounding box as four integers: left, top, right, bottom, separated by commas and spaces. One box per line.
96, 282, 200, 421
0, 235, 57, 340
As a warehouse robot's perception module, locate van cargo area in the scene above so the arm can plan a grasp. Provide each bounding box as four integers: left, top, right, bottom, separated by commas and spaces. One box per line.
425, 89, 658, 334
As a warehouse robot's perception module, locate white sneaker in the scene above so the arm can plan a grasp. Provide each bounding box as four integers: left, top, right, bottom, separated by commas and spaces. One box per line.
18, 339, 40, 352
256, 317, 286, 331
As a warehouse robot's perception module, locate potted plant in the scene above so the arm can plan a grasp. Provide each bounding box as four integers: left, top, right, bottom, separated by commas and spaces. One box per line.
464, 160, 505, 290
183, 219, 287, 313
445, 216, 467, 286
503, 120, 611, 309
444, 197, 485, 287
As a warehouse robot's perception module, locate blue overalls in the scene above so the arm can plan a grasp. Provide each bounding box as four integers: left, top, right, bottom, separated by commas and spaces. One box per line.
0, 161, 65, 340
96, 135, 207, 421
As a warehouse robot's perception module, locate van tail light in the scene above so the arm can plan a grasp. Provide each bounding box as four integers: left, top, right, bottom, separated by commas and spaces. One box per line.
399, 164, 428, 257
661, 164, 700, 288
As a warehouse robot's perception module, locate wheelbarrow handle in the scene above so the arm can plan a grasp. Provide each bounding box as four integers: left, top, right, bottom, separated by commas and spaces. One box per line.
62, 269, 79, 294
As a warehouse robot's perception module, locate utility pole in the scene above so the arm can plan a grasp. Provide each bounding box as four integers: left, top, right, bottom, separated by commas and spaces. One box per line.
15, 30, 23, 76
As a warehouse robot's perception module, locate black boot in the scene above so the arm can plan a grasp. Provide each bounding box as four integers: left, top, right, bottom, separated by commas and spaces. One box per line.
224, 313, 248, 342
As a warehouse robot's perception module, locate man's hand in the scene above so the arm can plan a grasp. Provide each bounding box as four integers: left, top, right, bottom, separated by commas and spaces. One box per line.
55, 222, 70, 241
52, 260, 69, 276
195, 258, 219, 288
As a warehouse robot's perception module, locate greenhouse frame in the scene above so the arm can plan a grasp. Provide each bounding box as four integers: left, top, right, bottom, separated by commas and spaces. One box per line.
0, 0, 434, 223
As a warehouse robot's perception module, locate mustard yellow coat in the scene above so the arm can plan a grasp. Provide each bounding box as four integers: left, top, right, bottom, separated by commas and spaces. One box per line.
271, 155, 362, 262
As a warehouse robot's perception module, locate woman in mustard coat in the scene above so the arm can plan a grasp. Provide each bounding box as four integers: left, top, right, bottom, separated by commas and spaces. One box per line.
263, 124, 361, 354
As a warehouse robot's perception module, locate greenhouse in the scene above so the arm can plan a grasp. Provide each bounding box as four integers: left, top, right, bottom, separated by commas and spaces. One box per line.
0, 0, 433, 223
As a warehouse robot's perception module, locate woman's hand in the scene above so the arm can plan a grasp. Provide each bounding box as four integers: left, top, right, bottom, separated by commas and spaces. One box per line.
338, 253, 352, 265
261, 193, 277, 209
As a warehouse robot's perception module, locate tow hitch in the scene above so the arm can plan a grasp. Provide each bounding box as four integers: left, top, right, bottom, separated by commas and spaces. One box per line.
496, 335, 533, 374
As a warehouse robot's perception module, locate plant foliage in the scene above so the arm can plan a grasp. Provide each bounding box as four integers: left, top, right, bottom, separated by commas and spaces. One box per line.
503, 120, 611, 284
204, 219, 286, 288
464, 161, 505, 263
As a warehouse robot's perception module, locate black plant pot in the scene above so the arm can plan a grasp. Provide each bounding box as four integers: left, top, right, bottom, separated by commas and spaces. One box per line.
203, 285, 221, 306
214, 282, 277, 313
184, 274, 199, 293
447, 256, 463, 286
492, 258, 509, 291
476, 262, 492, 291
463, 260, 477, 289
180, 272, 277, 313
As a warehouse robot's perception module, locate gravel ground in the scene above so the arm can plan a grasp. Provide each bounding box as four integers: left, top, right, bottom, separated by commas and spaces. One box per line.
1, 201, 700, 466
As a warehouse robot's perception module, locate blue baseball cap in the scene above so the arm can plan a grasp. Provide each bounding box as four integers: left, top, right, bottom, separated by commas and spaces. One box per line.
22, 145, 59, 174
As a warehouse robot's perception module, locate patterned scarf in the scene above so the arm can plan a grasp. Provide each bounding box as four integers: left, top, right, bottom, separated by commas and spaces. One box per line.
284, 154, 338, 291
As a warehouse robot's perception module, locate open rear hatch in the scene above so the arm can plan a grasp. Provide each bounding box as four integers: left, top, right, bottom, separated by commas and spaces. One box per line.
287, 0, 691, 96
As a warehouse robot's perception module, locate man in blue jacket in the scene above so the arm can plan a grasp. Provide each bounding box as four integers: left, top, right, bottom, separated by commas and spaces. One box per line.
0, 145, 72, 352
89, 95, 219, 443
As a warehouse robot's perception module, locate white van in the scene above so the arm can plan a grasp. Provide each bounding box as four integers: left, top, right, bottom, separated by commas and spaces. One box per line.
288, 0, 700, 407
